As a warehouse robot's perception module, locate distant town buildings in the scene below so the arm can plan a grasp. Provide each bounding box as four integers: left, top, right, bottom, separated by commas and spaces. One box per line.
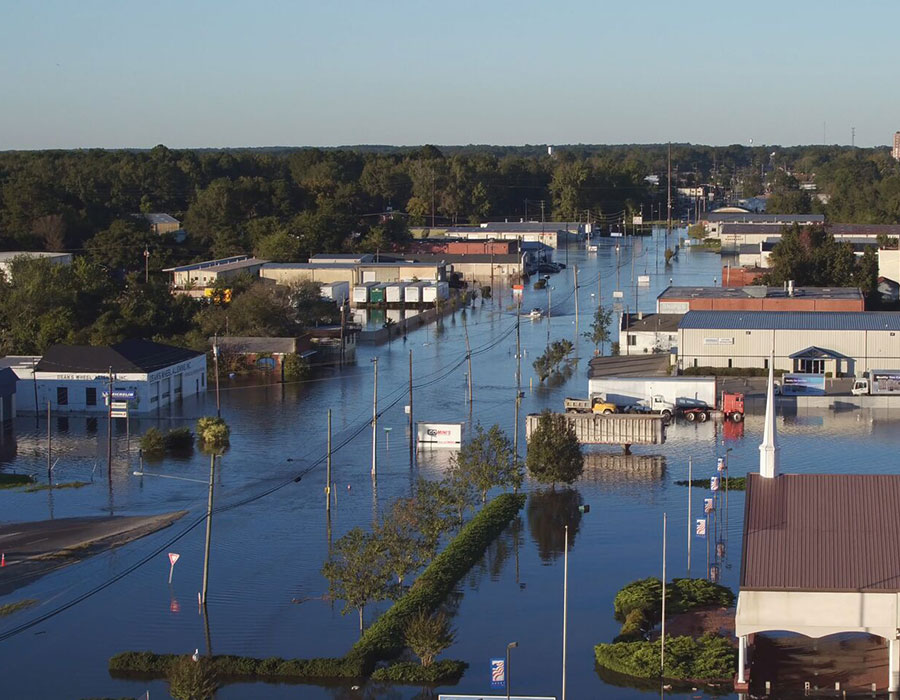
0, 251, 72, 281
137, 213, 181, 235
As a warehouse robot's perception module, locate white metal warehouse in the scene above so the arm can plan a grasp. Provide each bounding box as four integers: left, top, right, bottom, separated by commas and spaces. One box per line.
677, 310, 900, 377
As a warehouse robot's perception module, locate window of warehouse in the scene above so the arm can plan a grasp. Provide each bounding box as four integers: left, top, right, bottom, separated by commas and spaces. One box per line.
86, 387, 96, 406
628, 335, 636, 346
57, 387, 68, 405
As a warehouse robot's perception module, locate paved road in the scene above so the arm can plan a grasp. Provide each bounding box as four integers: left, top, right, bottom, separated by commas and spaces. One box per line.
0, 512, 187, 595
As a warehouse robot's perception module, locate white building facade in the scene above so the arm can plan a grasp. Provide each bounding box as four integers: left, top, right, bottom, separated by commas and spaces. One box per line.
16, 340, 207, 414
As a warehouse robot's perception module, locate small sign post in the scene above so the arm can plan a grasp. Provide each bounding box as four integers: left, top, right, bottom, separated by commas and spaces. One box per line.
168, 552, 180, 584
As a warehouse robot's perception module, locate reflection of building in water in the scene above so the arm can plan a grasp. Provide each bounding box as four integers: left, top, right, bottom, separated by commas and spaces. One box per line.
414, 446, 459, 478
581, 453, 666, 482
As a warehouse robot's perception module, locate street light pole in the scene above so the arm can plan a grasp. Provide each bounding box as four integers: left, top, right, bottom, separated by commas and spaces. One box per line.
506, 641, 518, 700
371, 357, 378, 477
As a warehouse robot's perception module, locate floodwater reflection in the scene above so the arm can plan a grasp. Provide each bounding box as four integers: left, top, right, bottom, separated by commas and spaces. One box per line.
527, 487, 584, 563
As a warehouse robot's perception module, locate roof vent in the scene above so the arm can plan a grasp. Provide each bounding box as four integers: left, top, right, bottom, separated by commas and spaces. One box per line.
743, 285, 768, 298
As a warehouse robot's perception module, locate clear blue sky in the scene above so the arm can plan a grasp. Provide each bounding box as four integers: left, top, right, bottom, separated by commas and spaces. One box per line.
2, 0, 897, 149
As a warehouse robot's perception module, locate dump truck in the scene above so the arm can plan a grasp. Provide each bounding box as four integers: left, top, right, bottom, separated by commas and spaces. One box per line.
563, 397, 618, 415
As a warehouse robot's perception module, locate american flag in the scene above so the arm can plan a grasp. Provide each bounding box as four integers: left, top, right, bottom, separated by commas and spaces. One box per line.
710, 476, 720, 491
696, 518, 706, 537
704, 497, 714, 514
717, 457, 724, 472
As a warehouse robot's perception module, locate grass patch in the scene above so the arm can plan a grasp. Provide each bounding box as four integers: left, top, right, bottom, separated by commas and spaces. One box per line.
0, 599, 38, 617
674, 477, 745, 491
370, 659, 467, 684
24, 481, 91, 492
109, 492, 526, 683
594, 634, 736, 681
0, 473, 36, 489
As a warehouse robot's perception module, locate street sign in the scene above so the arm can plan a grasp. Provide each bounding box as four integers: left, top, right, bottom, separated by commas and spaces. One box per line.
490, 658, 505, 690
167, 552, 180, 584
111, 410, 128, 418
111, 401, 128, 410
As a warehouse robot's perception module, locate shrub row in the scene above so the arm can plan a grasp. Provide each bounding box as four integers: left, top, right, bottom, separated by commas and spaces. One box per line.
0, 473, 35, 488
108, 651, 362, 680
681, 366, 786, 377
370, 660, 468, 684
594, 635, 736, 681
674, 476, 746, 491
346, 491, 526, 672
109, 492, 525, 683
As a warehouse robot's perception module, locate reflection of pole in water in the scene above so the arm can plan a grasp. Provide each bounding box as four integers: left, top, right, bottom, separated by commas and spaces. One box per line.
371, 471, 378, 528
687, 456, 692, 577
326, 508, 332, 555
661, 512, 666, 676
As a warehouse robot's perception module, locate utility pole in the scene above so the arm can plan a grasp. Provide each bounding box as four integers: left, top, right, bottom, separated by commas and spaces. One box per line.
106, 367, 113, 473
201, 452, 216, 606
339, 303, 346, 368
431, 168, 436, 228
562, 524, 569, 700
463, 315, 473, 412
213, 335, 221, 418
326, 409, 332, 513
408, 349, 414, 469
687, 456, 692, 576
515, 302, 522, 388
540, 200, 545, 223
573, 265, 579, 334
46, 400, 51, 485
661, 512, 667, 676
667, 143, 672, 248
371, 357, 378, 477
143, 247, 150, 284
514, 389, 521, 468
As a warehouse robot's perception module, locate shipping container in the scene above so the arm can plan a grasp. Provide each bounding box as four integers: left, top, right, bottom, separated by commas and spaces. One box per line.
422, 281, 450, 303
321, 281, 349, 305
385, 282, 407, 303
369, 283, 387, 304
404, 281, 427, 303
352, 282, 378, 305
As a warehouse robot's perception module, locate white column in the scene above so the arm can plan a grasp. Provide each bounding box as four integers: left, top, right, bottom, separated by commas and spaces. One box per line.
738, 635, 747, 685
890, 637, 900, 692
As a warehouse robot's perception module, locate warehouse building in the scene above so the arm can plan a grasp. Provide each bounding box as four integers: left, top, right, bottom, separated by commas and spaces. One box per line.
164, 255, 268, 290
0, 251, 72, 281
657, 285, 864, 314
260, 260, 445, 287
619, 313, 681, 355
677, 310, 900, 376
13, 340, 206, 414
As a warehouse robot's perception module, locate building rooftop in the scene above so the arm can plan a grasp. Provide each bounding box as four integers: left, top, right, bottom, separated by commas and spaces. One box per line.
0, 251, 71, 263
138, 213, 180, 225
587, 354, 671, 378
163, 255, 251, 273
679, 310, 900, 331
406, 253, 520, 264
36, 340, 202, 374
621, 313, 682, 333
445, 222, 581, 234
741, 473, 900, 592
707, 213, 824, 224
660, 285, 863, 301
309, 254, 376, 263
262, 261, 444, 270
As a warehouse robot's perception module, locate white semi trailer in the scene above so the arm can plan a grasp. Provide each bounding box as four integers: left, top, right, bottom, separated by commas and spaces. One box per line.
587, 376, 717, 411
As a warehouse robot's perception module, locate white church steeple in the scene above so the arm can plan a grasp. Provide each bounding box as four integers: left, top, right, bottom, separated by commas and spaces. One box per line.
759, 352, 780, 478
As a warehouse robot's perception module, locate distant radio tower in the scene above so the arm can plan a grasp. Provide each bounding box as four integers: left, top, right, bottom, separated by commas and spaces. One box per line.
851, 127, 855, 147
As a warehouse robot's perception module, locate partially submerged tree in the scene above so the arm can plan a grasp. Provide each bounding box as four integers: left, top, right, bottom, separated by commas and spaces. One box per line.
526, 410, 583, 488
533, 339, 574, 381
449, 423, 523, 504
404, 610, 456, 668
167, 655, 218, 700
321, 527, 390, 633
583, 305, 613, 355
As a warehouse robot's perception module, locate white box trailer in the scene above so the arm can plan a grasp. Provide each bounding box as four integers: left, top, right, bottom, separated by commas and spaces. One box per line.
352, 282, 378, 305
416, 421, 464, 447
405, 281, 427, 303
385, 282, 407, 303
321, 281, 349, 305
588, 376, 717, 409
422, 281, 450, 303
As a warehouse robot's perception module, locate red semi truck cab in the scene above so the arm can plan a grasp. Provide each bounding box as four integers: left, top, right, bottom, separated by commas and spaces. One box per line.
721, 392, 744, 422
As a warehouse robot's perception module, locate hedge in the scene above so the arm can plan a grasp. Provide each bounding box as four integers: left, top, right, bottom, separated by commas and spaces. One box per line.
594, 635, 736, 681
674, 476, 746, 491
109, 492, 526, 683
613, 578, 734, 638
370, 660, 468, 684
681, 366, 786, 377
0, 473, 35, 488
345, 491, 526, 672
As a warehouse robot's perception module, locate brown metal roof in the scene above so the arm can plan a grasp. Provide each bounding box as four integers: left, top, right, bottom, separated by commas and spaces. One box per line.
740, 473, 900, 592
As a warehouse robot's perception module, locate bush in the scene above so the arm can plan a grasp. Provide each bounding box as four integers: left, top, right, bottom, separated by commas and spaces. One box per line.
283, 353, 311, 382
675, 476, 746, 491
139, 428, 166, 457
196, 417, 230, 452
0, 473, 36, 488
594, 635, 735, 681
613, 578, 734, 629
370, 659, 468, 684
614, 609, 648, 642
167, 656, 218, 700
164, 428, 195, 452
404, 610, 456, 667
681, 366, 786, 377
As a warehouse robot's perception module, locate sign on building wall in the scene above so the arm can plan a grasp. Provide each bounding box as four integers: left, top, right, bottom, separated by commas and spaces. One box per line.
702, 337, 734, 345
658, 301, 690, 314
782, 373, 826, 395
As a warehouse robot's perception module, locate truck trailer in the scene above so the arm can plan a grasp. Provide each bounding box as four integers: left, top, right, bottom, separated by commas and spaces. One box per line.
588, 376, 717, 409
852, 370, 900, 396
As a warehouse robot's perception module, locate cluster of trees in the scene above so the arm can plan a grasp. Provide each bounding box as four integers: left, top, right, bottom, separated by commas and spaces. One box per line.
761, 225, 878, 296
533, 339, 574, 381
0, 255, 341, 355
322, 423, 523, 633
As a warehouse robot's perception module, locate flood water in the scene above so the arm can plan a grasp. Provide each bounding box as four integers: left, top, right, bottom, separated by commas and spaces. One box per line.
1, 229, 896, 699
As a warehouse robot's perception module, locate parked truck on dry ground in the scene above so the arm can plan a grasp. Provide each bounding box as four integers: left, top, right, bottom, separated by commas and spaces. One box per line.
851, 370, 900, 396
584, 376, 744, 422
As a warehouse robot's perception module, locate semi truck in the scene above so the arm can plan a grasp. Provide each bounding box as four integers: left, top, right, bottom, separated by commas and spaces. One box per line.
851, 370, 900, 396
586, 376, 743, 422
